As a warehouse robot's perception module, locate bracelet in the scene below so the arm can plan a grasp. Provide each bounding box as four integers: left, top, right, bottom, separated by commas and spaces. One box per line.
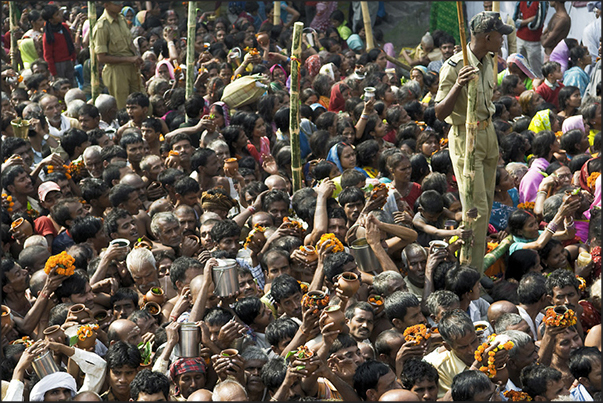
537, 190, 547, 196
547, 221, 558, 233
360, 114, 370, 120
170, 315, 178, 322
319, 47, 325, 51
306, 44, 311, 49
39, 290, 49, 299
247, 205, 256, 214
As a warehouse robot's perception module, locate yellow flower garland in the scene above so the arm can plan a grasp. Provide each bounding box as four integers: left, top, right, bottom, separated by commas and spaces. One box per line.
317, 233, 344, 253
403, 324, 430, 344
44, 251, 76, 276
474, 334, 515, 378
77, 324, 99, 341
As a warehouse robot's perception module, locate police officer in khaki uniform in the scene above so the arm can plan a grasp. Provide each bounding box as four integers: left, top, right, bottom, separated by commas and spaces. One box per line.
435, 12, 513, 274
92, 1, 143, 109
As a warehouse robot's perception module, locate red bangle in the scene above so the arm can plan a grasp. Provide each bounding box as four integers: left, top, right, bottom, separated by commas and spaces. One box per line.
39, 290, 49, 299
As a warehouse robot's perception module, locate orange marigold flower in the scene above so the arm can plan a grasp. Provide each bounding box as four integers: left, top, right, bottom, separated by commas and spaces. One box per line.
403, 324, 431, 344
316, 233, 344, 253
587, 172, 600, 190
44, 251, 76, 277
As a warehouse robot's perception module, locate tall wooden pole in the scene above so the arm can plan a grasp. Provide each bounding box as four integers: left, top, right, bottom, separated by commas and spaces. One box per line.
456, 1, 478, 266
273, 2, 281, 26
186, 1, 197, 100
9, 1, 19, 71
289, 22, 303, 193
88, 2, 100, 102
360, 2, 374, 51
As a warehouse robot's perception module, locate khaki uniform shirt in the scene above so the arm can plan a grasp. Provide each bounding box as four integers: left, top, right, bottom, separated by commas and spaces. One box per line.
92, 10, 136, 57
434, 44, 496, 128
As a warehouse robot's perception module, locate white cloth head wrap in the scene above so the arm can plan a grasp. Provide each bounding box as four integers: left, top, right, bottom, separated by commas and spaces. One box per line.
30, 372, 77, 401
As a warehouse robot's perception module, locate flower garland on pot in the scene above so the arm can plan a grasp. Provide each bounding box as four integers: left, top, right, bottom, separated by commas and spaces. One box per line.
403, 324, 431, 345
503, 390, 532, 401
244, 223, 265, 249
77, 324, 99, 341
44, 251, 76, 276
316, 233, 344, 253
543, 307, 577, 327
474, 334, 515, 378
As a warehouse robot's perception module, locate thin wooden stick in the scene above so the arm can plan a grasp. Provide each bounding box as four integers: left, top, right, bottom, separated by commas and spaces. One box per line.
492, 2, 500, 84
289, 22, 304, 193
361, 2, 374, 51
88, 2, 100, 102
273, 2, 281, 26
185, 2, 197, 100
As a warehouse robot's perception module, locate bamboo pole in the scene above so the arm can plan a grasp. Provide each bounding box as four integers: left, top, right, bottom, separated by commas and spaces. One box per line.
186, 1, 197, 100
9, 1, 19, 71
384, 54, 412, 72
360, 2, 374, 51
88, 2, 100, 102
273, 1, 281, 26
483, 235, 513, 271
456, 1, 478, 266
289, 22, 303, 193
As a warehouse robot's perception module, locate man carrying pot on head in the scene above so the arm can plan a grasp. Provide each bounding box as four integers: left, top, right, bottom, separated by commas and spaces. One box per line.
4, 339, 107, 401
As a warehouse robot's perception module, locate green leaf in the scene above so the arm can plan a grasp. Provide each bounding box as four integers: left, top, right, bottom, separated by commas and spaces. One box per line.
296, 365, 306, 371
285, 350, 297, 360
69, 335, 78, 347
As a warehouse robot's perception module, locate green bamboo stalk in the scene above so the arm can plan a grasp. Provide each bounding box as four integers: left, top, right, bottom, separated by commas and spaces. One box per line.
185, 1, 197, 100
273, 1, 281, 26
88, 2, 99, 102
483, 235, 513, 271
360, 2, 374, 51
455, 1, 478, 265
289, 22, 304, 193
9, 2, 19, 71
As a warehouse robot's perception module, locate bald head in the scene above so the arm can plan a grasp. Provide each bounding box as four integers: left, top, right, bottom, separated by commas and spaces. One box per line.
212, 379, 247, 401
107, 319, 142, 346
22, 102, 42, 119
265, 175, 287, 192
487, 300, 519, 327
379, 389, 420, 401
199, 212, 221, 225
250, 211, 274, 228
149, 198, 175, 217
29, 269, 48, 297
65, 88, 86, 106
73, 391, 102, 401
187, 388, 213, 401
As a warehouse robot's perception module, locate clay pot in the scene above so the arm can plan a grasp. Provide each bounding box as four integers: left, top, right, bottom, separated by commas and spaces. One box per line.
221, 348, 239, 358
77, 332, 97, 350
324, 305, 346, 332
93, 310, 111, 327
68, 304, 90, 323
300, 246, 318, 263
302, 290, 329, 311
10, 217, 33, 238
256, 32, 269, 48
1, 305, 12, 328
224, 158, 239, 171
145, 287, 166, 305
187, 235, 201, 244
337, 272, 360, 297
368, 297, 384, 316
43, 325, 66, 344
143, 301, 161, 316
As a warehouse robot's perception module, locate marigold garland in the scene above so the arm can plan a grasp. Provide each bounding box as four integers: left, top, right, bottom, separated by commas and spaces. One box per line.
576, 276, 586, 292
77, 323, 99, 341
555, 131, 563, 138
244, 223, 266, 249
587, 171, 600, 189
543, 307, 577, 327
403, 324, 431, 344
283, 216, 303, 230
486, 242, 499, 254
44, 251, 76, 276
503, 390, 532, 401
517, 202, 535, 210
10, 336, 34, 347
440, 137, 449, 148
2, 193, 14, 213
298, 281, 309, 294
317, 233, 344, 253
474, 334, 514, 378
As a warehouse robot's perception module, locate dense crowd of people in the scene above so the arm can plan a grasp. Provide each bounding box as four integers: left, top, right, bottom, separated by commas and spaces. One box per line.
0, 1, 601, 401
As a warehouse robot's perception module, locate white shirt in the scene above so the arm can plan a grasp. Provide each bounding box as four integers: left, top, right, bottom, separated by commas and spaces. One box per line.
517, 305, 544, 340
468, 298, 490, 322
47, 115, 74, 139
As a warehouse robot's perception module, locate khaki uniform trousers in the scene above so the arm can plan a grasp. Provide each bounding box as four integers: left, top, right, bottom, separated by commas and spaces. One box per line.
448, 119, 498, 274
102, 63, 142, 109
